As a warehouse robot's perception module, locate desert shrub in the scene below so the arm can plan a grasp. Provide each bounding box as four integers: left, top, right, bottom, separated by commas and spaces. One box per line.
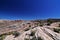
30, 36, 42, 40
38, 37, 43, 40
39, 24, 43, 27
47, 20, 53, 26
29, 25, 31, 28
24, 38, 29, 40
58, 24, 60, 27
47, 23, 51, 26
0, 31, 20, 40
47, 19, 52, 23
12, 31, 20, 38
0, 34, 6, 40
53, 28, 60, 33
29, 31, 35, 36
30, 36, 37, 40
24, 36, 42, 40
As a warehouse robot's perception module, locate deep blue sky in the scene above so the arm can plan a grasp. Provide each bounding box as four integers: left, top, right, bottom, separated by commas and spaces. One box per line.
0, 0, 60, 20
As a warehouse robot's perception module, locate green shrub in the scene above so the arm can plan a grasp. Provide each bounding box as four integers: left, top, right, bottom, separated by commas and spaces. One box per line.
47, 20, 53, 26
29, 31, 35, 36
38, 37, 43, 40
24, 38, 29, 40
12, 31, 20, 38
47, 23, 51, 26
29, 25, 31, 27
53, 28, 60, 33
31, 36, 42, 40
58, 24, 60, 27
39, 24, 43, 27
30, 36, 37, 40
0, 35, 6, 40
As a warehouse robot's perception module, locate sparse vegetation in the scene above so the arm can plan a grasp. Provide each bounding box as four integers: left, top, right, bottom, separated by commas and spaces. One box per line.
29, 31, 35, 36
24, 36, 43, 40
24, 38, 29, 40
12, 31, 20, 38
0, 35, 6, 40
53, 28, 60, 33
0, 31, 20, 40
47, 23, 51, 26
47, 20, 53, 26
58, 24, 60, 27
29, 25, 31, 28
0, 34, 7, 40
38, 37, 43, 40
30, 36, 43, 40
1, 19, 60, 40
30, 36, 37, 40
39, 24, 43, 27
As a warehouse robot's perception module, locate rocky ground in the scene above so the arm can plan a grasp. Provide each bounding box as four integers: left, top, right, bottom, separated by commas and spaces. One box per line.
0, 19, 60, 40
3, 26, 60, 40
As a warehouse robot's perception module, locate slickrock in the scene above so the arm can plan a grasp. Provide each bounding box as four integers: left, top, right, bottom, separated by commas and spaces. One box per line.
4, 26, 60, 40
0, 19, 60, 40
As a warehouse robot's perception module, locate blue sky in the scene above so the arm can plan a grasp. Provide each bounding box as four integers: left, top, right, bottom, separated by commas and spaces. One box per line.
0, 0, 60, 20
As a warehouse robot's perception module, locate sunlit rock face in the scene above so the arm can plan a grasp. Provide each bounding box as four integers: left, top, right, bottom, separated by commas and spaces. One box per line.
4, 26, 60, 40
51, 22, 60, 27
